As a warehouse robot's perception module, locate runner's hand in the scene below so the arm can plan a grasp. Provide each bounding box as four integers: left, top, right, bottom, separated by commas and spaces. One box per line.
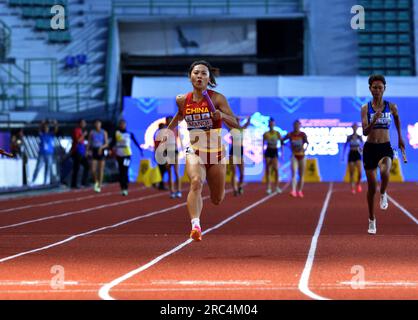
398, 138, 405, 151
212, 110, 222, 122
372, 110, 382, 124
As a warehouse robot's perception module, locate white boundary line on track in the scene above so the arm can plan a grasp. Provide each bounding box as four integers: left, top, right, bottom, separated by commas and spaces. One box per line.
0, 186, 147, 214
0, 186, 241, 264
0, 184, 101, 202
98, 183, 290, 300
0, 199, 196, 263
0, 190, 167, 230
387, 195, 418, 225
298, 182, 333, 301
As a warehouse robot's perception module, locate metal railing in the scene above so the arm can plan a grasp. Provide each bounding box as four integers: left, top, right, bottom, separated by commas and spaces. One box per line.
0, 81, 107, 112
0, 20, 11, 61
112, 0, 304, 16
0, 56, 108, 113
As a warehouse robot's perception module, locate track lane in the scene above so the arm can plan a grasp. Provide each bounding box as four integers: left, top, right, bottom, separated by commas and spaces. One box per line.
308, 182, 418, 299
105, 183, 331, 300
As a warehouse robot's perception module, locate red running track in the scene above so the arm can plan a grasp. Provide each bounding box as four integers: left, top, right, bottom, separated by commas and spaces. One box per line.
0, 182, 416, 300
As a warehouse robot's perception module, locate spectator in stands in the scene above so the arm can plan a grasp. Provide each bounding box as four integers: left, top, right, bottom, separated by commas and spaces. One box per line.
71, 119, 89, 188
32, 120, 59, 185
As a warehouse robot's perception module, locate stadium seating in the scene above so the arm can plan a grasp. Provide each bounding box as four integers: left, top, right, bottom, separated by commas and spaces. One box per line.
357, 0, 415, 76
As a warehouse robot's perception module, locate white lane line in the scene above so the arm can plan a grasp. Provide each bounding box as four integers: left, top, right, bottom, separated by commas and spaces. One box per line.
0, 184, 103, 202
0, 187, 238, 264
340, 281, 418, 287
387, 195, 418, 225
98, 183, 289, 300
0, 280, 79, 286
3, 283, 418, 295
0, 287, 300, 294
0, 201, 191, 264
0, 186, 146, 214
298, 182, 333, 301
0, 191, 167, 230
151, 280, 272, 286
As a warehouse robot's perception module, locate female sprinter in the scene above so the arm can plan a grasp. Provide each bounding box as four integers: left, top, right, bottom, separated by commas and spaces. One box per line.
230, 115, 252, 196
342, 123, 363, 194
88, 120, 108, 193
263, 118, 283, 194
166, 60, 240, 242
361, 74, 405, 235
282, 120, 309, 198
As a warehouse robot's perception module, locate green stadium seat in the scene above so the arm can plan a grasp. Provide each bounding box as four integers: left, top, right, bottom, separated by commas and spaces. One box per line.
398, 46, 411, 55
371, 34, 385, 44
385, 46, 398, 55
48, 31, 71, 43
399, 58, 412, 68
8, 0, 20, 6
359, 58, 371, 68
35, 18, 68, 30
359, 69, 372, 76
22, 7, 52, 18
397, 11, 410, 21
385, 58, 398, 68
384, 11, 397, 21
10, 0, 67, 5
384, 0, 397, 9
398, 22, 410, 32
398, 34, 410, 43
359, 34, 371, 44
398, 0, 410, 9
371, 1, 384, 9
35, 19, 50, 30
385, 22, 398, 32
372, 58, 385, 68
369, 11, 382, 20
385, 34, 398, 43
371, 22, 384, 32
371, 46, 384, 56
372, 69, 386, 75
386, 70, 400, 76
358, 46, 371, 56
400, 69, 412, 76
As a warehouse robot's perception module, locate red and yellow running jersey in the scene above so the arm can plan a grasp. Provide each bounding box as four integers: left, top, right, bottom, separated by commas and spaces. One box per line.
288, 131, 308, 157
182, 90, 223, 155
183, 90, 222, 131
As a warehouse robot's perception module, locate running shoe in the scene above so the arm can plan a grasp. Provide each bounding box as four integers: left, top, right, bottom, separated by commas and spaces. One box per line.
121, 190, 128, 196
175, 191, 182, 198
238, 187, 244, 195
380, 193, 388, 210
276, 187, 282, 194
368, 219, 376, 235
290, 190, 297, 198
357, 184, 362, 193
297, 191, 304, 198
94, 182, 100, 193
351, 187, 356, 195
170, 192, 176, 199
190, 226, 202, 242
266, 188, 272, 195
